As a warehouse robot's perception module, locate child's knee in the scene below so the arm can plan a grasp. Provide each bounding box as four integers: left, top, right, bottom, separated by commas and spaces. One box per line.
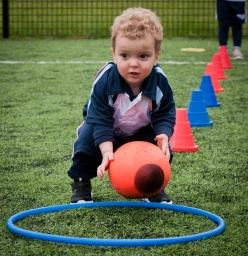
68, 152, 101, 179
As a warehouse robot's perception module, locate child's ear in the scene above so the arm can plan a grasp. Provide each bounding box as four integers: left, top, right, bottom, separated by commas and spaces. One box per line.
155, 50, 162, 65
111, 47, 116, 62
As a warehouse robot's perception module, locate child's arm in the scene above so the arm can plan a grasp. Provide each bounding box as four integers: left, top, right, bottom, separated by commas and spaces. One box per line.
97, 141, 114, 180
156, 134, 170, 161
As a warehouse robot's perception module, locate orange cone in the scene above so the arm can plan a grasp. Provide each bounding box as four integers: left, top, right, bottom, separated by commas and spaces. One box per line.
218, 46, 233, 69
205, 63, 224, 93
170, 108, 198, 152
211, 53, 227, 80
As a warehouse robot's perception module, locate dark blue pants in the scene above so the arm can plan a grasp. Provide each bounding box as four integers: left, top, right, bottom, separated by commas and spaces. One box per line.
216, 0, 246, 47
68, 122, 173, 179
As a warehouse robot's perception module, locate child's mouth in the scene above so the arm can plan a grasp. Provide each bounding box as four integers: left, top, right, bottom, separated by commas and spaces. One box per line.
130, 72, 139, 76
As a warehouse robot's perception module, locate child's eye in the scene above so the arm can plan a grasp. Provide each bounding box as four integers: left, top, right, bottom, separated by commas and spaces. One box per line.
121, 53, 128, 58
140, 54, 149, 59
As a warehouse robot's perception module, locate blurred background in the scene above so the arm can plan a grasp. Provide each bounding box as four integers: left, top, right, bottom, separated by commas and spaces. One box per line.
1, 0, 248, 39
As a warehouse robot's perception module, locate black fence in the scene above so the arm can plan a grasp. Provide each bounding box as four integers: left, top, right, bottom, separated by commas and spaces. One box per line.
1, 0, 248, 39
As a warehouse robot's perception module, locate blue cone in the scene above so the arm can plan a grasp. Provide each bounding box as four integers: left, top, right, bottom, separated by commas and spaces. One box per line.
187, 90, 213, 127
199, 75, 220, 107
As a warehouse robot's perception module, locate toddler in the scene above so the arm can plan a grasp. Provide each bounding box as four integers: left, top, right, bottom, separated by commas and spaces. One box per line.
68, 7, 176, 203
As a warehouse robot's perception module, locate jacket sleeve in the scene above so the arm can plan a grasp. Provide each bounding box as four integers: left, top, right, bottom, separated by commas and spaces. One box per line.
85, 66, 116, 146
151, 74, 176, 139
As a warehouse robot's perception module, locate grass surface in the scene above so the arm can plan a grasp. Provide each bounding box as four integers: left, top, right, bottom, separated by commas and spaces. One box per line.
0, 38, 248, 255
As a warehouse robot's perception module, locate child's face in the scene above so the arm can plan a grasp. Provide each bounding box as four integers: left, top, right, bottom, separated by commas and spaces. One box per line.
112, 34, 161, 89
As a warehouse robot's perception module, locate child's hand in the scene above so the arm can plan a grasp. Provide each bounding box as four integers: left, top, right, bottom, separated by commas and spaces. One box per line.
98, 141, 114, 180
156, 134, 170, 160
97, 151, 114, 180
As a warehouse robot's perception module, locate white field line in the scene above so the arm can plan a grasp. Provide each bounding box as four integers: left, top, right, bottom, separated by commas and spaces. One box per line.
0, 60, 246, 65
0, 60, 207, 65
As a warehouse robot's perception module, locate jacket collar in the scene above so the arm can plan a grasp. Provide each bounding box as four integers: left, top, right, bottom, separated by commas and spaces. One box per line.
107, 62, 158, 102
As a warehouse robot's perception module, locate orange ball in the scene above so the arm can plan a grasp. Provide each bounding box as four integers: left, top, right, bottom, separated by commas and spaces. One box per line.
108, 141, 171, 198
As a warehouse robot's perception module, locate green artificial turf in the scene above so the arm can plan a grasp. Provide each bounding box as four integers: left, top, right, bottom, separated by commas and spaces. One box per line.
0, 38, 247, 255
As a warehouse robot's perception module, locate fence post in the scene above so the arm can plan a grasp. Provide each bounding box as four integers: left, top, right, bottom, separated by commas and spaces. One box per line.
2, 0, 9, 38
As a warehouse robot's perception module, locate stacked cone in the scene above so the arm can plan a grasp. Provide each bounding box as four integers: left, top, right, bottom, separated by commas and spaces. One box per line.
171, 45, 234, 154
204, 63, 224, 93
187, 90, 213, 127
170, 108, 198, 152
199, 75, 220, 108
218, 46, 233, 69
211, 53, 227, 80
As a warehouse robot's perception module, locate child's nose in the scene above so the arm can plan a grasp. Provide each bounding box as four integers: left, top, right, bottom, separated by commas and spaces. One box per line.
130, 58, 138, 67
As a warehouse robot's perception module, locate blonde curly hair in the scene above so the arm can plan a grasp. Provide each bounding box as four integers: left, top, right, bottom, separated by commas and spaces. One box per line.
111, 7, 163, 53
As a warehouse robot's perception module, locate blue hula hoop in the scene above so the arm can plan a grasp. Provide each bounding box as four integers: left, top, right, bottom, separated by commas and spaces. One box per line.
6, 201, 225, 247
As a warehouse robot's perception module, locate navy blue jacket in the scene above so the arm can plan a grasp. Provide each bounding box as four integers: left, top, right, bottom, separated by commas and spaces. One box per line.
83, 62, 176, 146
